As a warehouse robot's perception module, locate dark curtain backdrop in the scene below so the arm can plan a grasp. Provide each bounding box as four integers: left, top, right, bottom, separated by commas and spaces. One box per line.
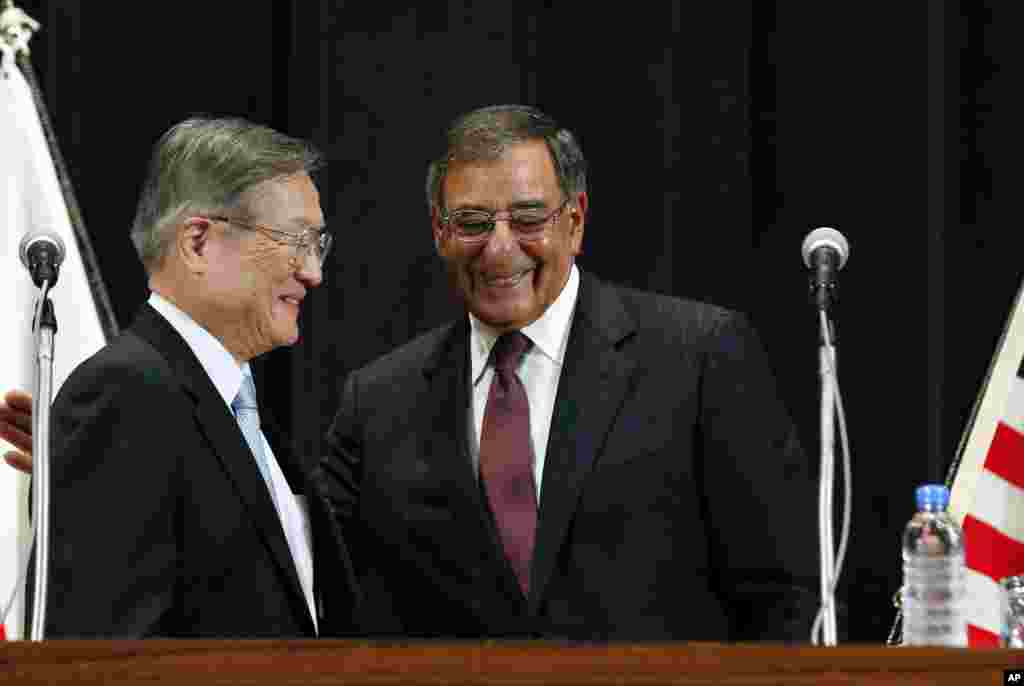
16, 1, 1018, 641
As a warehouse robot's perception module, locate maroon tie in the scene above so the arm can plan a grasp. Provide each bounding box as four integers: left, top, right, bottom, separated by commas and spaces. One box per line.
480, 331, 538, 595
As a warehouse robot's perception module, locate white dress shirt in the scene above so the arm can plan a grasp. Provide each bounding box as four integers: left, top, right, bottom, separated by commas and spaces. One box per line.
468, 264, 580, 498
148, 292, 318, 633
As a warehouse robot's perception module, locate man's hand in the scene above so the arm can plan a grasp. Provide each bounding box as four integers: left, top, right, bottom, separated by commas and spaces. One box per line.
0, 389, 33, 473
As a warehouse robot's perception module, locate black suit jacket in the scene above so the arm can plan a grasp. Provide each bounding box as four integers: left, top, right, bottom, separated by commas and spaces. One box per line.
42, 303, 357, 637
323, 270, 819, 640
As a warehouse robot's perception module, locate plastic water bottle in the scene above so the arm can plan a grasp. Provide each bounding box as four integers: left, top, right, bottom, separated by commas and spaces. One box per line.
901, 484, 967, 646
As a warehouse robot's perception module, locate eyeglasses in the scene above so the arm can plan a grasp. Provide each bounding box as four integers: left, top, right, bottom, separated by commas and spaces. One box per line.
209, 216, 333, 267
440, 198, 569, 243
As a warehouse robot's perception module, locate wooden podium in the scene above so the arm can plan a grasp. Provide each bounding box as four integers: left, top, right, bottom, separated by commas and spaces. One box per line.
2, 641, 1023, 685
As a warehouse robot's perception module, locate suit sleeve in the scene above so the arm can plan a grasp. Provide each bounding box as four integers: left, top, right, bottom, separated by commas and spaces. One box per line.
42, 358, 182, 637
304, 462, 362, 636
322, 372, 362, 523
698, 309, 825, 641
321, 370, 406, 635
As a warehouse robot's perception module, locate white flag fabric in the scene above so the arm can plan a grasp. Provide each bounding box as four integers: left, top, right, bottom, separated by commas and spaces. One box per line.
0, 64, 108, 639
949, 279, 1024, 647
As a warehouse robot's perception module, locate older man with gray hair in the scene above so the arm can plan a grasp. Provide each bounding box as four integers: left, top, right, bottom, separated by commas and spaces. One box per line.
10, 116, 357, 637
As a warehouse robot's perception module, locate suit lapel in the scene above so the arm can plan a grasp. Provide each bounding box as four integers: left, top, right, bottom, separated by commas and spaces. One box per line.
421, 319, 524, 601
420, 320, 475, 494
528, 272, 637, 614
131, 304, 311, 630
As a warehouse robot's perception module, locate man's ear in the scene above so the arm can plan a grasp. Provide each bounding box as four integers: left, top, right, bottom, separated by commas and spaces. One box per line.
178, 217, 213, 274
568, 191, 587, 256
571, 191, 588, 223
430, 207, 446, 255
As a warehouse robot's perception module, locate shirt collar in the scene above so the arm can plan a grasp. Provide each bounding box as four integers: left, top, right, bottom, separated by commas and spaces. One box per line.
470, 264, 580, 386
148, 292, 245, 407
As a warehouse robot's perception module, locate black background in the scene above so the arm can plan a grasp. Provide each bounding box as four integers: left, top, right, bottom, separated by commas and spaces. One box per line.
16, 1, 1020, 641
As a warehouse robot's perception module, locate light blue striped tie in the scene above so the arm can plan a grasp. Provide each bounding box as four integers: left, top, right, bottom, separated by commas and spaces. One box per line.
232, 369, 276, 504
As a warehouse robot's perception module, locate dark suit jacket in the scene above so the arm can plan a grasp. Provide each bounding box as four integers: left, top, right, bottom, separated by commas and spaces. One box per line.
323, 270, 819, 640
41, 303, 357, 637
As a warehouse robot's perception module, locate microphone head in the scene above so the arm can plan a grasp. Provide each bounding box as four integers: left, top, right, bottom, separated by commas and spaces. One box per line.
18, 229, 66, 270
801, 226, 849, 270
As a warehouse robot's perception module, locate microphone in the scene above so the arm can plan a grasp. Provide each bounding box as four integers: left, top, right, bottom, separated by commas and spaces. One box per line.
801, 227, 849, 310
19, 229, 66, 288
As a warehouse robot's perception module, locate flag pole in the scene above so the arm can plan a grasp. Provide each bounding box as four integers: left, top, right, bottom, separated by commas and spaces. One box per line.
2, 2, 119, 341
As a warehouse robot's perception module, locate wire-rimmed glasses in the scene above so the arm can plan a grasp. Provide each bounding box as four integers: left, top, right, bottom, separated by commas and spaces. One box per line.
209, 215, 333, 267
440, 198, 569, 243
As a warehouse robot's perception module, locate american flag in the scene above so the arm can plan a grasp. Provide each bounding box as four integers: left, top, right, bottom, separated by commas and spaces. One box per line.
950, 281, 1024, 646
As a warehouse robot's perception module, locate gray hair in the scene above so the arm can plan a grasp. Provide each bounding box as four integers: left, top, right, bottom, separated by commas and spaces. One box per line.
425, 105, 587, 212
130, 116, 323, 273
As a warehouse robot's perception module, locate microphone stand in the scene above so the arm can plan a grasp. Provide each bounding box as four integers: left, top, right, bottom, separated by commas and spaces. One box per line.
29, 285, 56, 640
818, 311, 838, 645
803, 229, 852, 647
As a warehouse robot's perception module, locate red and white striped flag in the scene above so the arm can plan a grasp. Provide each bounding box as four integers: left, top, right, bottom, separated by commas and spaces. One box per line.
949, 281, 1024, 647
0, 54, 110, 638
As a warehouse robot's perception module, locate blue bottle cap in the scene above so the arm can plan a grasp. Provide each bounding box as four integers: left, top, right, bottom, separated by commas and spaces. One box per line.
915, 484, 950, 511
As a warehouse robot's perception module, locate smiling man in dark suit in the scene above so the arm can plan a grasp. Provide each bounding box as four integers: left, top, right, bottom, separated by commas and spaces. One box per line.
5, 117, 357, 637
322, 105, 819, 640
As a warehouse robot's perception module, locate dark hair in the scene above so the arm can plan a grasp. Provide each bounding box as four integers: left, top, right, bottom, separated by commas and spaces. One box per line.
425, 105, 587, 211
